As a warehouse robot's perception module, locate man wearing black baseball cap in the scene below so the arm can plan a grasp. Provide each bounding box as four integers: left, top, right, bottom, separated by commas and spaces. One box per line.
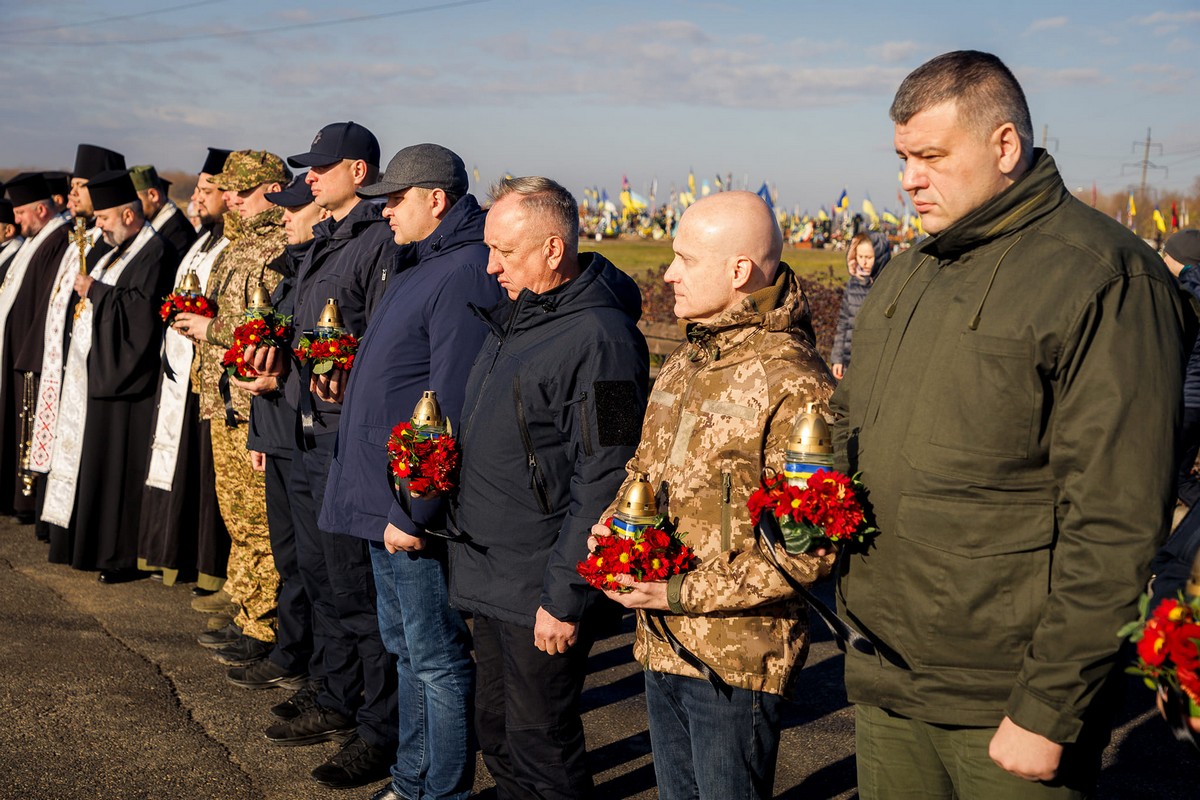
250, 122, 398, 789
225, 175, 324, 706
0, 172, 70, 523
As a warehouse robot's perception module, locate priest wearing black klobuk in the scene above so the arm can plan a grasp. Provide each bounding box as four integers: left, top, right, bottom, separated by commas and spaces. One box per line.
43, 170, 180, 582
0, 172, 70, 522
28, 144, 126, 542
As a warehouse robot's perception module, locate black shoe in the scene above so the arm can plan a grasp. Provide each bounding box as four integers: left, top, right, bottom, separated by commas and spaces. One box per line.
311, 733, 392, 789
226, 659, 308, 690
270, 683, 319, 721
212, 635, 273, 666
370, 785, 408, 800
191, 586, 217, 597
196, 623, 242, 650
264, 705, 355, 746
98, 568, 151, 584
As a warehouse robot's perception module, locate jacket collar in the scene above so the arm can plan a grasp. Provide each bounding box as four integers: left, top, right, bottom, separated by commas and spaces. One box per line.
917, 149, 1067, 260
313, 198, 384, 243
223, 206, 283, 243
415, 194, 485, 262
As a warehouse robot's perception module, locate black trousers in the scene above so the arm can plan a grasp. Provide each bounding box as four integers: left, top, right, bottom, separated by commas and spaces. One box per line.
264, 453, 319, 676
290, 431, 396, 749
473, 611, 606, 800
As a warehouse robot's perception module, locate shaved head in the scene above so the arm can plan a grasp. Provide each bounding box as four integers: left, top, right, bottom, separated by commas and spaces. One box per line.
664, 192, 783, 323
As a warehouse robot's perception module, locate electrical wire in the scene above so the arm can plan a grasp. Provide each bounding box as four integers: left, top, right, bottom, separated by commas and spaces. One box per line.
1, 0, 493, 46
1, 0, 229, 37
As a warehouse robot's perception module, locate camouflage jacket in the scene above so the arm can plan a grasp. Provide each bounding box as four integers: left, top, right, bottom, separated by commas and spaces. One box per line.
603, 263, 837, 696
191, 207, 285, 423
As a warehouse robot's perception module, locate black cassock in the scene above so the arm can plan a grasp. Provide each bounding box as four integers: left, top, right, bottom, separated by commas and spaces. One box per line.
47, 231, 178, 571
0, 224, 69, 517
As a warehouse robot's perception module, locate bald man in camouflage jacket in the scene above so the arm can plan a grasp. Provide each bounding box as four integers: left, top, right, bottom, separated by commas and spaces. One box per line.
598, 191, 837, 800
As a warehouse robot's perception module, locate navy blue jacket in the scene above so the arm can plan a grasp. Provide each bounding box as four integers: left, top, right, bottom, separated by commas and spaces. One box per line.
1179, 266, 1200, 408
449, 253, 649, 627
319, 195, 503, 541
285, 198, 398, 434
247, 240, 308, 458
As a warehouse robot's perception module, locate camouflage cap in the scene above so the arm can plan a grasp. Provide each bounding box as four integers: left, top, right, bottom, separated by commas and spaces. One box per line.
211, 150, 289, 192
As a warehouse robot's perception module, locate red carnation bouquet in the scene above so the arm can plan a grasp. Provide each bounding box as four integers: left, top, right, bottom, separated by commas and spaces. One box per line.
387, 421, 460, 498
577, 515, 697, 593
161, 292, 215, 325
222, 311, 293, 381
1120, 594, 1200, 717
747, 469, 874, 554
295, 332, 358, 375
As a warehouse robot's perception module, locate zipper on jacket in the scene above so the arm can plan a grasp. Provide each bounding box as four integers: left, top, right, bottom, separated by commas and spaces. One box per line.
565, 392, 594, 457
720, 471, 732, 551
513, 376, 553, 515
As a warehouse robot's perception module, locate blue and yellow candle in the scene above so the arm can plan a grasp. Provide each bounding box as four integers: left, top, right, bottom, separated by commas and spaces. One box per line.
783, 403, 833, 486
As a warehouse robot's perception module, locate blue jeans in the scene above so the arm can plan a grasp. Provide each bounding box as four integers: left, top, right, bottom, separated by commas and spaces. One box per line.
370, 540, 475, 800
644, 669, 784, 800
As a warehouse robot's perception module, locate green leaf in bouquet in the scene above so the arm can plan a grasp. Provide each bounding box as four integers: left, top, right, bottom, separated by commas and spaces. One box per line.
312, 360, 333, 375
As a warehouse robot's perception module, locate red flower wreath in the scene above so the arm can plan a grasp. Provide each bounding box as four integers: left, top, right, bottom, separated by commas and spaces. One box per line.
222, 311, 293, 380
577, 515, 696, 593
294, 332, 358, 375
387, 421, 460, 497
747, 469, 874, 554
160, 292, 215, 325
1121, 594, 1200, 717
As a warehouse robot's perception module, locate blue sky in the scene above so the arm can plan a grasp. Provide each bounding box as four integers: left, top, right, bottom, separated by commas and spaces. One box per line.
3, 0, 1198, 214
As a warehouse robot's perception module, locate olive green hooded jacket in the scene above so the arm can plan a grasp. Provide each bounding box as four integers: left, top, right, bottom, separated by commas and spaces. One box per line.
831, 150, 1188, 743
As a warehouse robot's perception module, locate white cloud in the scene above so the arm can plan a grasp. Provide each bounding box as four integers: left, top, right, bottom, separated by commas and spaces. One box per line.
874, 40, 923, 64
1137, 10, 1200, 25
1024, 17, 1069, 35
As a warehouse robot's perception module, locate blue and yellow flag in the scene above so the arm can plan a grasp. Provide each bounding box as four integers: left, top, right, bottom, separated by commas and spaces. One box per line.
1153, 207, 1167, 233
1128, 194, 1137, 218
837, 188, 849, 212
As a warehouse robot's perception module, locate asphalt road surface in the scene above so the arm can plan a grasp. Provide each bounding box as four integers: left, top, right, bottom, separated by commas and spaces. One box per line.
0, 520, 1195, 799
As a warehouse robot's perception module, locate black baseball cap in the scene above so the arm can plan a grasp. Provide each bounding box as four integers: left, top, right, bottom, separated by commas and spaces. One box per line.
358, 143, 469, 198
287, 121, 380, 169
265, 174, 315, 208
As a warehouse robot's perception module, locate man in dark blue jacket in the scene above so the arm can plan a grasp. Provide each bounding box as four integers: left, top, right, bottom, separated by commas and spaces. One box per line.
319, 143, 502, 800
450, 177, 649, 799
254, 121, 400, 790
227, 176, 324, 703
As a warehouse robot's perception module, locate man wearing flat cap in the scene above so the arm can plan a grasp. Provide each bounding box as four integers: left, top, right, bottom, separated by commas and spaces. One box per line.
139, 149, 234, 594
42, 169, 177, 583
0, 172, 70, 524
249, 121, 398, 789
319, 142, 503, 800
174, 149, 289, 666
30, 145, 127, 535
130, 164, 196, 260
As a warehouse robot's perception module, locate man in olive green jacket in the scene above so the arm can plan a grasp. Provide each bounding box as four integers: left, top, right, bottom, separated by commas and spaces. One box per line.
832, 51, 1189, 798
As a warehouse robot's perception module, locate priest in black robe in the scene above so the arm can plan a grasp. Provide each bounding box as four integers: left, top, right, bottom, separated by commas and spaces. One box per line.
0, 173, 70, 521
43, 170, 179, 583
138, 149, 233, 588
0, 201, 22, 284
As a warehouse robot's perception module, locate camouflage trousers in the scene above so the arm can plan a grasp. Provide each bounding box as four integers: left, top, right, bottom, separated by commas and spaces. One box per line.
208, 419, 278, 642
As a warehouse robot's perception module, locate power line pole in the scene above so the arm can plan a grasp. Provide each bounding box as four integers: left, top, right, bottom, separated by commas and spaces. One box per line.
1121, 129, 1166, 237
1040, 124, 1059, 152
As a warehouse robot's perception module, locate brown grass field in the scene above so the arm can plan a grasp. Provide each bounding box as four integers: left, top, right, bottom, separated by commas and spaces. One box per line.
582, 237, 848, 285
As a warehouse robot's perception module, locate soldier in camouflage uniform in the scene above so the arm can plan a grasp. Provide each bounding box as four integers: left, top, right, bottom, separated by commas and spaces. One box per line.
598, 191, 837, 800
173, 150, 288, 664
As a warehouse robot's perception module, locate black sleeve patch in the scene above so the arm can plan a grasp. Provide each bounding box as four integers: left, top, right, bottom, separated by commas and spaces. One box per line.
594, 380, 643, 447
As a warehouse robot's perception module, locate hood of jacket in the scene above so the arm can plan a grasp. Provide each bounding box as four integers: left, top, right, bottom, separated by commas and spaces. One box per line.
223, 206, 284, 243
415, 194, 485, 263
